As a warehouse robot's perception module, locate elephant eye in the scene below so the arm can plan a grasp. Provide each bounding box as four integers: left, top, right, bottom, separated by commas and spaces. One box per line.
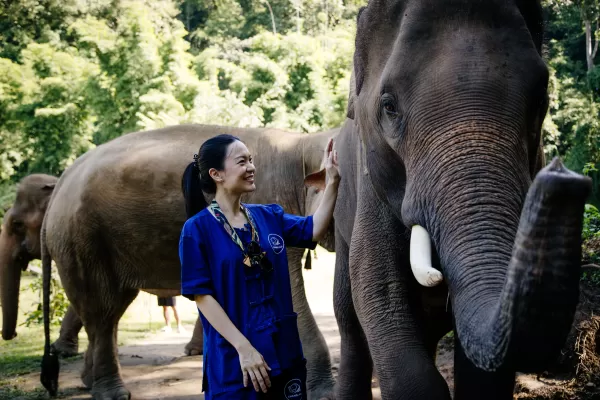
12, 220, 24, 234
381, 94, 399, 118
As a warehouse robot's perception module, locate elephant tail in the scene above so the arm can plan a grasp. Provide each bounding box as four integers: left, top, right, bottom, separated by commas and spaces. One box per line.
40, 220, 59, 397
304, 249, 312, 270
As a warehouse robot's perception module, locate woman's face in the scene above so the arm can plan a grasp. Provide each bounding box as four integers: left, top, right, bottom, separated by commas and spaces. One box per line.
213, 140, 256, 194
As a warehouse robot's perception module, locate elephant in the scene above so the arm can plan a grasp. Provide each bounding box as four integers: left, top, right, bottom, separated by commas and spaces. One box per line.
332, 1, 591, 399
0, 175, 218, 358
18, 124, 337, 400
0, 174, 57, 341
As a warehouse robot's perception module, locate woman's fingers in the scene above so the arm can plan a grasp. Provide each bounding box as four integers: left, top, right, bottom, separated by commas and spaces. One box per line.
253, 366, 268, 393
247, 368, 260, 392
259, 365, 271, 390
262, 357, 271, 371
242, 368, 249, 388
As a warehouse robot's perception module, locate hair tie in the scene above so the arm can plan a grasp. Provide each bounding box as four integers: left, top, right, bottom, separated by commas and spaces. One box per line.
193, 154, 199, 164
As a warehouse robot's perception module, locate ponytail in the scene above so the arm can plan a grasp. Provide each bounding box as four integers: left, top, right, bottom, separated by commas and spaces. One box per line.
181, 134, 242, 218
181, 162, 208, 218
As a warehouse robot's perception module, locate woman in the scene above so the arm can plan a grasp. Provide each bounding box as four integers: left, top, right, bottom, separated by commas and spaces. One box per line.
179, 134, 339, 399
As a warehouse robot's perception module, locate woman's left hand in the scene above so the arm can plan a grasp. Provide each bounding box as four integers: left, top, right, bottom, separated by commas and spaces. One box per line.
325, 138, 340, 185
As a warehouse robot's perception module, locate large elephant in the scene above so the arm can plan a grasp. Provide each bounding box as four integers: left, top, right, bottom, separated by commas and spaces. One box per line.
333, 1, 591, 399
25, 124, 337, 400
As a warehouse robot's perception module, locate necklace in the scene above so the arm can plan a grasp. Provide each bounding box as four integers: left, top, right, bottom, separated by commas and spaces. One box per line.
207, 200, 268, 269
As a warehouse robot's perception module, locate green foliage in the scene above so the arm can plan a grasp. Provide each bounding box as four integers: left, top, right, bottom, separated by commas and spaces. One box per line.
21, 270, 69, 327
0, 182, 16, 221
583, 204, 600, 242
581, 204, 600, 286
542, 1, 600, 205
0, 0, 357, 188
190, 29, 354, 132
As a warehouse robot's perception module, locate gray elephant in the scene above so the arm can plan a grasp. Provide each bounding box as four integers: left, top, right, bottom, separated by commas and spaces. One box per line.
332, 1, 591, 399
17, 124, 336, 400
0, 174, 57, 341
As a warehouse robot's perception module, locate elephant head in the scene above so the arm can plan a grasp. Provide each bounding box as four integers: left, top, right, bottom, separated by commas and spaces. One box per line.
1, 174, 57, 340
348, 0, 590, 372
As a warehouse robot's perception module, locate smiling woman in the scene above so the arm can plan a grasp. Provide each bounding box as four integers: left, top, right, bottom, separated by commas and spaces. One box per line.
179, 134, 340, 400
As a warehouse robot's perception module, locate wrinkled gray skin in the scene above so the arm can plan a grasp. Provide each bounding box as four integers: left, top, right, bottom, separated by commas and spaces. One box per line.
32, 124, 337, 400
333, 1, 591, 399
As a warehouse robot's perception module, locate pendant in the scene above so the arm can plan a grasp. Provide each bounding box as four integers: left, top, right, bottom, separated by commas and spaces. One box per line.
243, 256, 251, 267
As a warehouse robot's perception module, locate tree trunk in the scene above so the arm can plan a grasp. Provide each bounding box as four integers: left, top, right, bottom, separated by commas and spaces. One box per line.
585, 20, 599, 72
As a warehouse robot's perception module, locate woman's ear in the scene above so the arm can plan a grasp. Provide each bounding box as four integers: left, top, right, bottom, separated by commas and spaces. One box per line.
209, 168, 223, 183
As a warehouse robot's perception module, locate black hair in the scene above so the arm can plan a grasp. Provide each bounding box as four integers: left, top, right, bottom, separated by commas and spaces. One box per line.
181, 134, 242, 218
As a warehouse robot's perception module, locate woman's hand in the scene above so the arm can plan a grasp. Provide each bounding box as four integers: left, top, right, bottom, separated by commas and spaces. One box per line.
325, 138, 340, 185
311, 138, 340, 241
238, 342, 272, 393
193, 295, 272, 393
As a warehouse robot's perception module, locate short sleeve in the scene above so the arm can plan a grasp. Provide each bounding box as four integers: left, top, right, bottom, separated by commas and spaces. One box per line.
270, 204, 317, 250
179, 228, 214, 301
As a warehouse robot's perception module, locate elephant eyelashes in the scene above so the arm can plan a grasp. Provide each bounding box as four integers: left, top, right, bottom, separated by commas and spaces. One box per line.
381, 94, 399, 119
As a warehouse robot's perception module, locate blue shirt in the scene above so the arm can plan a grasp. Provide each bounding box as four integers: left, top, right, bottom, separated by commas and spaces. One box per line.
179, 203, 317, 397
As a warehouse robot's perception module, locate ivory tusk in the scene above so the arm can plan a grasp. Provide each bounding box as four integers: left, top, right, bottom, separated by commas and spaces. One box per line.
410, 225, 443, 287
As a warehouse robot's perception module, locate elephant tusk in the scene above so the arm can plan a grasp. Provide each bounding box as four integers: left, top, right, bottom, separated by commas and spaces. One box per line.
410, 225, 444, 287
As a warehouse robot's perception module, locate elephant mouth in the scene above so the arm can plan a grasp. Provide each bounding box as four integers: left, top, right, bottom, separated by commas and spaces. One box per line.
15, 250, 32, 271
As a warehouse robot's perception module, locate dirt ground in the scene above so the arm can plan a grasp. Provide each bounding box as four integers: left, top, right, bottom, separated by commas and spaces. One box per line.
12, 248, 600, 399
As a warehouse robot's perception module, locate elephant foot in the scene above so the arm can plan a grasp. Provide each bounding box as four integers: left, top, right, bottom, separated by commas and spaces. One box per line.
81, 370, 93, 389
91, 386, 131, 400
52, 339, 79, 358
184, 341, 203, 356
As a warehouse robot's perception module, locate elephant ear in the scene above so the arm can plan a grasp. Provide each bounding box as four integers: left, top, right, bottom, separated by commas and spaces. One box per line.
304, 169, 326, 191
347, 6, 367, 120
516, 0, 544, 54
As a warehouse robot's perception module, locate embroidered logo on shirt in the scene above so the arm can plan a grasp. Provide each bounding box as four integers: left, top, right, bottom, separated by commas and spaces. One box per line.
268, 234, 285, 254
284, 378, 302, 399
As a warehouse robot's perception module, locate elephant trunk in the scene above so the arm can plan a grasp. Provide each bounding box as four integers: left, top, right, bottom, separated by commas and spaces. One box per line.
0, 227, 24, 340
437, 158, 590, 372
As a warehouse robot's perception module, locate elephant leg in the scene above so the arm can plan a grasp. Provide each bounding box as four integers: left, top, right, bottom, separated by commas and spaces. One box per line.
453, 334, 515, 400
184, 316, 204, 356
333, 233, 373, 400
288, 247, 335, 400
349, 191, 451, 399
78, 287, 138, 400
81, 327, 95, 389
421, 287, 453, 360
52, 304, 83, 358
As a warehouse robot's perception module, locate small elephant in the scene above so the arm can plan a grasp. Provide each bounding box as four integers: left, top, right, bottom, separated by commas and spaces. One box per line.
332, 1, 591, 400
5, 125, 337, 400
1, 174, 57, 341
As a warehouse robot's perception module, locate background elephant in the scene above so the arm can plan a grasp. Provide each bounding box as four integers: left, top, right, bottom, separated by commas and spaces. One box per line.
15, 124, 336, 400
332, 1, 591, 399
0, 174, 57, 340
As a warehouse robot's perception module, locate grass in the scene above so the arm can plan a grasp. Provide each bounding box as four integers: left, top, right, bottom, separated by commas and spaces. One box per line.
0, 273, 199, 399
